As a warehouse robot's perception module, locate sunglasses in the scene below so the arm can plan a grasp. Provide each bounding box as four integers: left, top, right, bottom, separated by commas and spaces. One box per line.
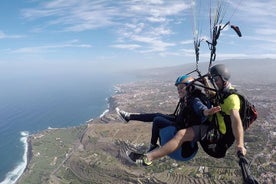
177, 84, 187, 90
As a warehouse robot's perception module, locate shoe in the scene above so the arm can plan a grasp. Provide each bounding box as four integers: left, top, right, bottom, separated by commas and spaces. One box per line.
127, 151, 152, 166
115, 107, 130, 123
147, 144, 159, 153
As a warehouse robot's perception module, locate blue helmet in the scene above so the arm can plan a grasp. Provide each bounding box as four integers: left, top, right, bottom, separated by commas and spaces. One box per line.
175, 75, 194, 86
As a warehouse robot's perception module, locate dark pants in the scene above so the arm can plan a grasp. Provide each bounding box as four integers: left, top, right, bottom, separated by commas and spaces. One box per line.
129, 113, 175, 145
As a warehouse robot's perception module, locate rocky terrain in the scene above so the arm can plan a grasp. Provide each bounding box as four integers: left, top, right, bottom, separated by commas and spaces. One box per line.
17, 60, 276, 184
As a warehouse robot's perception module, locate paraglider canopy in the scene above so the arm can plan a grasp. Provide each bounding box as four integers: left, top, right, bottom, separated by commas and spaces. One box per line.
190, 0, 243, 72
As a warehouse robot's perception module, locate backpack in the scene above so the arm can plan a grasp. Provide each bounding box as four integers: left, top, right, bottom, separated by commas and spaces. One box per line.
199, 89, 258, 158
221, 89, 258, 131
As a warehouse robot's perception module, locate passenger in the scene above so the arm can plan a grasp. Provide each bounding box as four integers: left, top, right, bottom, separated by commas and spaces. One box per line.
116, 75, 195, 152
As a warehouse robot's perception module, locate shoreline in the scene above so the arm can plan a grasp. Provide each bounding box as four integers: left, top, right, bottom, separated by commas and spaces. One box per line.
22, 136, 32, 177
1, 132, 29, 184
13, 136, 33, 184
13, 85, 121, 184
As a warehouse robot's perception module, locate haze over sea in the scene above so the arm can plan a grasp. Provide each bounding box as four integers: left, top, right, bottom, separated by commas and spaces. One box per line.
0, 61, 136, 184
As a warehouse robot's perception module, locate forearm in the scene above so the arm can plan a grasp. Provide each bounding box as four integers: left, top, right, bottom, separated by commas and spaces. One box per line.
230, 110, 246, 155
232, 119, 244, 147
191, 98, 221, 118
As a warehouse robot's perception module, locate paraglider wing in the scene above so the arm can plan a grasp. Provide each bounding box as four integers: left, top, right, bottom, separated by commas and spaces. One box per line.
231, 25, 242, 37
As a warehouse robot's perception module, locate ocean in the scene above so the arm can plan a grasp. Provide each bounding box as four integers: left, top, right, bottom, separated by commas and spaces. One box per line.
0, 66, 136, 184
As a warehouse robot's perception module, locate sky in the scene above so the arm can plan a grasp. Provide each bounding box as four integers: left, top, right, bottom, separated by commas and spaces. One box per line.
0, 0, 275, 72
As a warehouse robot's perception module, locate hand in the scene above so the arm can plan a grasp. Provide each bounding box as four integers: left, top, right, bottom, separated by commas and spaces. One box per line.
211, 106, 221, 114
237, 145, 246, 156
204, 106, 221, 116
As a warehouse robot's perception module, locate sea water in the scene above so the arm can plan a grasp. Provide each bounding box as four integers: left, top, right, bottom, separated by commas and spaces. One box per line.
0, 66, 136, 184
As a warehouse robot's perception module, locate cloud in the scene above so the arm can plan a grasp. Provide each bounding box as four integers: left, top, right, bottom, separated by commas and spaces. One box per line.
111, 44, 141, 50
0, 31, 24, 39
180, 40, 193, 45
21, 0, 189, 52
21, 0, 120, 31
235, 1, 276, 31
11, 41, 91, 54
21, 0, 190, 34
18, 0, 276, 60
255, 28, 276, 36
238, 0, 276, 18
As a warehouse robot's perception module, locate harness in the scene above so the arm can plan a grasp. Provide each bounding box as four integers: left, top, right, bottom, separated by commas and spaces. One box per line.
200, 89, 238, 158
174, 89, 210, 130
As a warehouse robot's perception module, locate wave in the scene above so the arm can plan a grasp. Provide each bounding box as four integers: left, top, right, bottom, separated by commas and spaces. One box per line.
99, 97, 111, 118
100, 109, 109, 118
0, 131, 29, 184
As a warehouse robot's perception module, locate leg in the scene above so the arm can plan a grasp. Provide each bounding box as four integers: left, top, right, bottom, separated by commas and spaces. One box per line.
116, 106, 174, 123
150, 116, 175, 146
130, 113, 174, 122
127, 125, 209, 165
146, 127, 195, 162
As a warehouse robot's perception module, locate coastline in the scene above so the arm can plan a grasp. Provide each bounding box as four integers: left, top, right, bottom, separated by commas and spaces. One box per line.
14, 85, 120, 184
0, 132, 29, 184
13, 136, 33, 184
23, 137, 32, 177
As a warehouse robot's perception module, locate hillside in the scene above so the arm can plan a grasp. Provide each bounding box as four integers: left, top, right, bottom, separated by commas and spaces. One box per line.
17, 59, 276, 184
